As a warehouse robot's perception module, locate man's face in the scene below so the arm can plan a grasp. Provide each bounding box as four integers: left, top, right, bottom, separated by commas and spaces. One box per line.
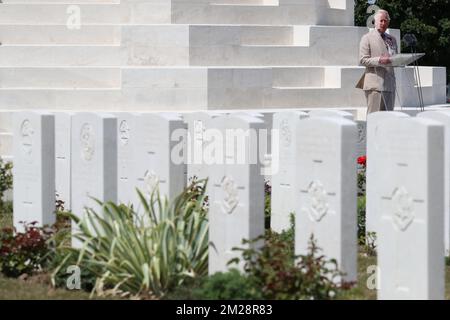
375, 13, 390, 33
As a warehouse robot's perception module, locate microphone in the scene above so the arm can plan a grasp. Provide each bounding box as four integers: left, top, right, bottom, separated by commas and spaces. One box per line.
403, 33, 418, 49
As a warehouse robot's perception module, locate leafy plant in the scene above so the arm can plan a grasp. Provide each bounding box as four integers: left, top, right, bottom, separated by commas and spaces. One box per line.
357, 196, 366, 245
0, 222, 54, 278
363, 232, 377, 257
228, 234, 351, 300
0, 158, 13, 212
264, 181, 271, 230
0, 201, 13, 229
55, 178, 209, 298
191, 269, 263, 300
357, 156, 366, 197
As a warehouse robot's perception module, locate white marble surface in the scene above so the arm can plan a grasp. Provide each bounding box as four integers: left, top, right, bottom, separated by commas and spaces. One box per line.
13, 111, 55, 231
71, 112, 117, 247
270, 111, 309, 232
295, 116, 357, 283
373, 116, 445, 300
208, 114, 265, 274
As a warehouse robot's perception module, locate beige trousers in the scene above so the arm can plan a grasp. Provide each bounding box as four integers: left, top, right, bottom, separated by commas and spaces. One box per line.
365, 90, 395, 114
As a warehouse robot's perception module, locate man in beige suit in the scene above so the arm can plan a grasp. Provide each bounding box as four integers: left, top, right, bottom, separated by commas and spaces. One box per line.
357, 10, 398, 114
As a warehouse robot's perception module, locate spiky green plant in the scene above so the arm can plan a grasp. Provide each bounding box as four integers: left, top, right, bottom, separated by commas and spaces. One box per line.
53, 179, 209, 298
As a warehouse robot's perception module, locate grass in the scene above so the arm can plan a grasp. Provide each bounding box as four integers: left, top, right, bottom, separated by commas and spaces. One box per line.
339, 253, 378, 300
0, 274, 94, 300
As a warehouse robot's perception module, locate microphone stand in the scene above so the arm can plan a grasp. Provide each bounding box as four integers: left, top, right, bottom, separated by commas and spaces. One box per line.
410, 45, 425, 112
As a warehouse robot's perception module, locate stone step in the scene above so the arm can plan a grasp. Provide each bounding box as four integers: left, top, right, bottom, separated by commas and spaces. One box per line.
272, 67, 327, 88
0, 67, 122, 88
211, 0, 270, 4
172, 2, 353, 26
2, 0, 118, 3
0, 25, 121, 45
0, 65, 444, 110
0, 3, 172, 25
0, 44, 353, 67
189, 45, 356, 66
268, 87, 366, 108
271, 66, 365, 88
187, 25, 293, 46
0, 45, 125, 66
0, 88, 123, 109
0, 4, 126, 24
1, 1, 353, 26
0, 86, 368, 110
0, 24, 390, 68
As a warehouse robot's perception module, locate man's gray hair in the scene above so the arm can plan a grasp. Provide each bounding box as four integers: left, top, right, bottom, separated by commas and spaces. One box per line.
375, 9, 391, 21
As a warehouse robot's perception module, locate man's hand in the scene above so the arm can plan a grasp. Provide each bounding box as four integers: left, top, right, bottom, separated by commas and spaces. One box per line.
379, 53, 391, 65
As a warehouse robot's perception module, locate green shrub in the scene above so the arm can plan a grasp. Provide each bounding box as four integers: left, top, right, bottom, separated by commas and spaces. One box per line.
264, 181, 271, 230
357, 156, 366, 197
0, 159, 13, 212
0, 222, 54, 278
55, 179, 209, 298
0, 201, 13, 229
228, 233, 351, 300
357, 196, 366, 245
191, 269, 263, 300
47, 209, 98, 292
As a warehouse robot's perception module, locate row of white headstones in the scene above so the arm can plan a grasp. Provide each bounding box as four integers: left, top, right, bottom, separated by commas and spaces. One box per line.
11, 109, 450, 299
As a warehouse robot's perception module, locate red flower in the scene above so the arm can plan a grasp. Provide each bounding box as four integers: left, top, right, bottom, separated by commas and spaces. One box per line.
357, 156, 367, 166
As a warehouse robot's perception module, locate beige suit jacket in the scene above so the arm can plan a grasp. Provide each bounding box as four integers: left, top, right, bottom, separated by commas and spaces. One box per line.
356, 29, 398, 92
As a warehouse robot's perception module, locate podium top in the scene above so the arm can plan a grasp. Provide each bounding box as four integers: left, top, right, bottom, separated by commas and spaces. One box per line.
388, 53, 425, 67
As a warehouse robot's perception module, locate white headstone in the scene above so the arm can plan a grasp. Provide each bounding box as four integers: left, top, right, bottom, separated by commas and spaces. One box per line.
295, 116, 358, 283
54, 112, 73, 211
309, 109, 366, 157
208, 114, 265, 274
71, 113, 117, 246
133, 113, 187, 211
13, 111, 55, 230
183, 111, 221, 184
233, 111, 274, 181
270, 111, 309, 232
366, 112, 410, 237
374, 116, 445, 300
115, 112, 139, 207
417, 111, 450, 256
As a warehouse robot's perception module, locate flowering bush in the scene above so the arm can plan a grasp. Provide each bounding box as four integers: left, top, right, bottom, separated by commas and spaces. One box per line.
228, 232, 352, 300
0, 222, 54, 278
0, 158, 13, 212
357, 156, 366, 197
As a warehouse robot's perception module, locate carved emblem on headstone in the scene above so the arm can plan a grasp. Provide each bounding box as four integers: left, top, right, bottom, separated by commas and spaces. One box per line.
80, 123, 95, 161
20, 119, 34, 157
119, 120, 130, 146
302, 180, 331, 222
220, 175, 239, 214
391, 186, 414, 231
144, 170, 159, 195
280, 119, 292, 148
193, 120, 204, 142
